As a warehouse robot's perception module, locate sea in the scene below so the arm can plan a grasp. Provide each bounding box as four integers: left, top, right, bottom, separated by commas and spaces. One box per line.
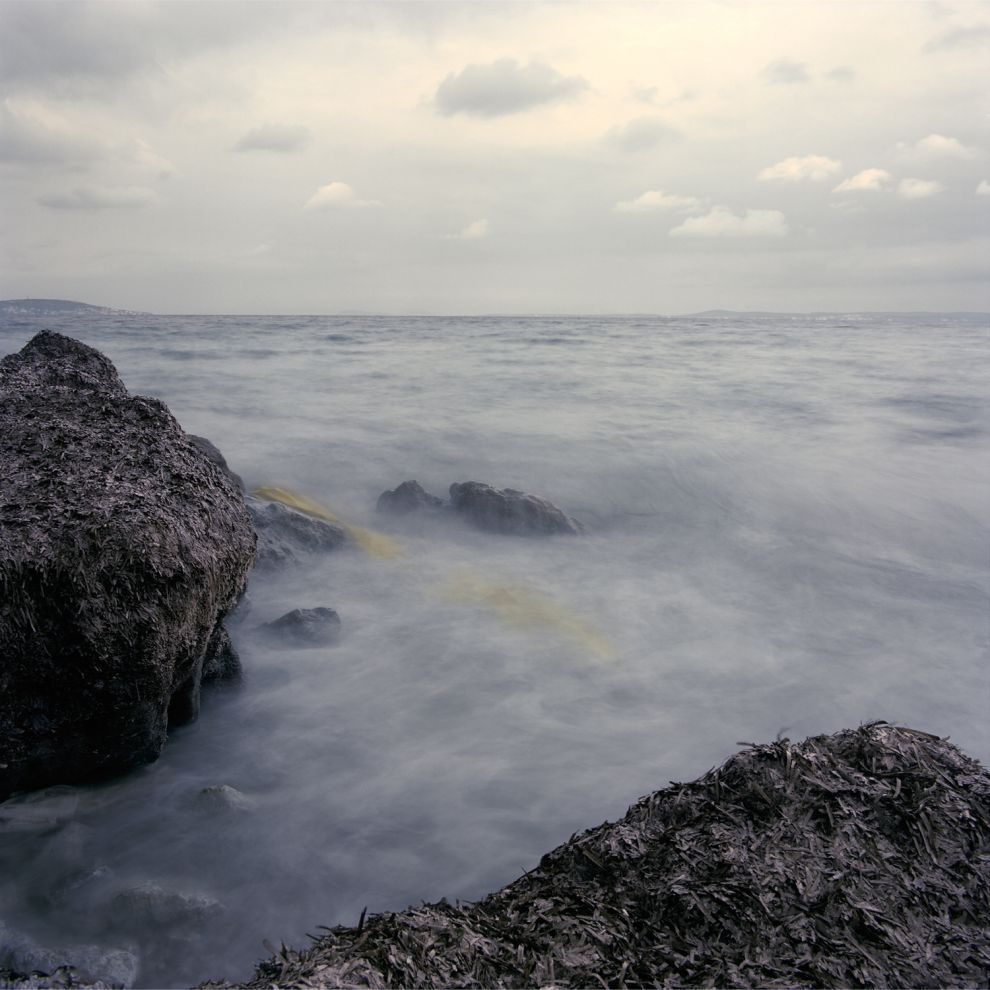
1, 311, 988, 987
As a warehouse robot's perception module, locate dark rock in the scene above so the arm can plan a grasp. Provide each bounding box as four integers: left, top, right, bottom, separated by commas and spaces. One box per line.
247, 499, 345, 568
449, 481, 583, 536
204, 724, 990, 990
201, 625, 241, 684
261, 608, 341, 648
376, 480, 444, 515
109, 883, 222, 933
0, 331, 255, 800
187, 436, 245, 492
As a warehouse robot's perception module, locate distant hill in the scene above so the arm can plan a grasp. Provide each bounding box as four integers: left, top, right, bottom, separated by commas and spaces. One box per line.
0, 298, 147, 316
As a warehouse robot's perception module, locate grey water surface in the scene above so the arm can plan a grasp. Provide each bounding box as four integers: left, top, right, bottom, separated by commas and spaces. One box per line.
1, 312, 987, 987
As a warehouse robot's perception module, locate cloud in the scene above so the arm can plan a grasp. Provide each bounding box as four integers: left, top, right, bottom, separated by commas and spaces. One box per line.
613, 190, 701, 213
38, 185, 157, 210
670, 206, 788, 238
445, 219, 489, 240
904, 133, 978, 160
977, 180, 990, 196
761, 60, 810, 84
758, 154, 842, 182
605, 115, 679, 153
0, 100, 99, 165
235, 123, 311, 153
832, 168, 893, 193
304, 181, 378, 209
922, 24, 990, 53
825, 65, 855, 82
897, 178, 944, 200
434, 58, 587, 117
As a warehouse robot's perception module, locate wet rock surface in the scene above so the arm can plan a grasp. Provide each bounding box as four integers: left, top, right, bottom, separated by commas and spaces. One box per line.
204, 723, 990, 990
246, 498, 346, 568
376, 480, 444, 515
449, 481, 583, 536
0, 331, 256, 800
0, 921, 137, 989
261, 608, 341, 648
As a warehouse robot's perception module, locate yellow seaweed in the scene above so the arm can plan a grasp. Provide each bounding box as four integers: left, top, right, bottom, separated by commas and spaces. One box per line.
251, 486, 403, 559
441, 571, 617, 661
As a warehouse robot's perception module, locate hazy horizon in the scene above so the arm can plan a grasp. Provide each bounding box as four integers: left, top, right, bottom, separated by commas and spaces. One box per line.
2, 1, 989, 314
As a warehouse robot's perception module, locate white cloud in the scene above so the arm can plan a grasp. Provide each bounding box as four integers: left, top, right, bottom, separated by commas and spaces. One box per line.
670, 206, 788, 238
435, 58, 587, 117
832, 168, 893, 193
758, 154, 842, 182
0, 99, 100, 165
605, 115, 679, 153
899, 134, 978, 160
235, 123, 311, 153
897, 178, 944, 200
613, 190, 701, 213
922, 24, 990, 53
304, 181, 378, 210
445, 219, 489, 240
38, 185, 157, 210
977, 180, 990, 196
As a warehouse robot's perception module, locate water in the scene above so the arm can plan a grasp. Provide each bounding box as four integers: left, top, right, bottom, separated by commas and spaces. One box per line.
1, 312, 988, 987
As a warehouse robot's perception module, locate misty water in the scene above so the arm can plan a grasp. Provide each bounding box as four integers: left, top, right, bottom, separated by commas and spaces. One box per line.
1, 312, 988, 987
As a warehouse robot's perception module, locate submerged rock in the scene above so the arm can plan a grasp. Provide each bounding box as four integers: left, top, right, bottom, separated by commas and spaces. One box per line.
0, 331, 255, 800
449, 481, 583, 536
205, 723, 990, 990
0, 921, 137, 989
376, 480, 444, 515
247, 498, 345, 568
191, 785, 254, 814
261, 608, 341, 648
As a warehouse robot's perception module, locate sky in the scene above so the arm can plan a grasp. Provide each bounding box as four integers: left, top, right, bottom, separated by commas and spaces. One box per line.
1, 0, 988, 314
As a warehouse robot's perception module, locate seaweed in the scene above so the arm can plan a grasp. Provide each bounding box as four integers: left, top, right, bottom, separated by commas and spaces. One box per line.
205, 723, 990, 989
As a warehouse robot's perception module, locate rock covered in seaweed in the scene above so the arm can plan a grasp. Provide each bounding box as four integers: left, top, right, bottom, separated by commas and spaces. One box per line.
0, 331, 256, 800
449, 481, 583, 536
203, 723, 990, 990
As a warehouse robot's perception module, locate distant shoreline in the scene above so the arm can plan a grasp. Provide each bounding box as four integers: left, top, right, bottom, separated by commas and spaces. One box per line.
2, 299, 987, 320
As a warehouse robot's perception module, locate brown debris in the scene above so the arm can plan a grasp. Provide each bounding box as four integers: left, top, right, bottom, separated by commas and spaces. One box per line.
205, 723, 990, 989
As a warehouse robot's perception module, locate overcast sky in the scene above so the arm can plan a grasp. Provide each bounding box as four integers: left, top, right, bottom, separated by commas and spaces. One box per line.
1, 0, 988, 314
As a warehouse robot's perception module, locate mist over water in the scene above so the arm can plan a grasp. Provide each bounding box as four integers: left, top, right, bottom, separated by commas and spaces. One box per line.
1, 312, 988, 987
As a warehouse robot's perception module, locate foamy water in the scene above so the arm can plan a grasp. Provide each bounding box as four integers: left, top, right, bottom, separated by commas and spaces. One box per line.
1, 312, 987, 987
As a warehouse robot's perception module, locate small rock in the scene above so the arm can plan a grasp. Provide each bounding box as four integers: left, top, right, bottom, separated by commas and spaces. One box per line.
201, 625, 241, 684
247, 500, 345, 568
0, 789, 79, 833
192, 785, 253, 814
109, 883, 222, 933
449, 481, 583, 536
260, 608, 341, 648
376, 480, 444, 515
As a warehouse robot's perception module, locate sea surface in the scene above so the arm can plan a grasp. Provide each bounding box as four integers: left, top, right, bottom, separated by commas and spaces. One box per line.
1, 312, 988, 987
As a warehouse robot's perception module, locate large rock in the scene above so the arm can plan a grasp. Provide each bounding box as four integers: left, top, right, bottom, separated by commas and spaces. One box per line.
449, 481, 583, 536
0, 331, 256, 799
205, 724, 990, 990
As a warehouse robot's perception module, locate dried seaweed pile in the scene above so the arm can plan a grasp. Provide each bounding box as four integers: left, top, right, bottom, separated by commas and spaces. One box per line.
0, 331, 255, 797
209, 723, 990, 989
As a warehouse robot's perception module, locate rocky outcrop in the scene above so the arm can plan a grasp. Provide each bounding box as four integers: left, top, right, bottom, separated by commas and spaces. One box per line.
205, 723, 990, 990
0, 331, 256, 800
376, 480, 444, 515
449, 481, 583, 536
188, 436, 245, 492
247, 499, 345, 568
261, 608, 341, 648
375, 479, 583, 536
